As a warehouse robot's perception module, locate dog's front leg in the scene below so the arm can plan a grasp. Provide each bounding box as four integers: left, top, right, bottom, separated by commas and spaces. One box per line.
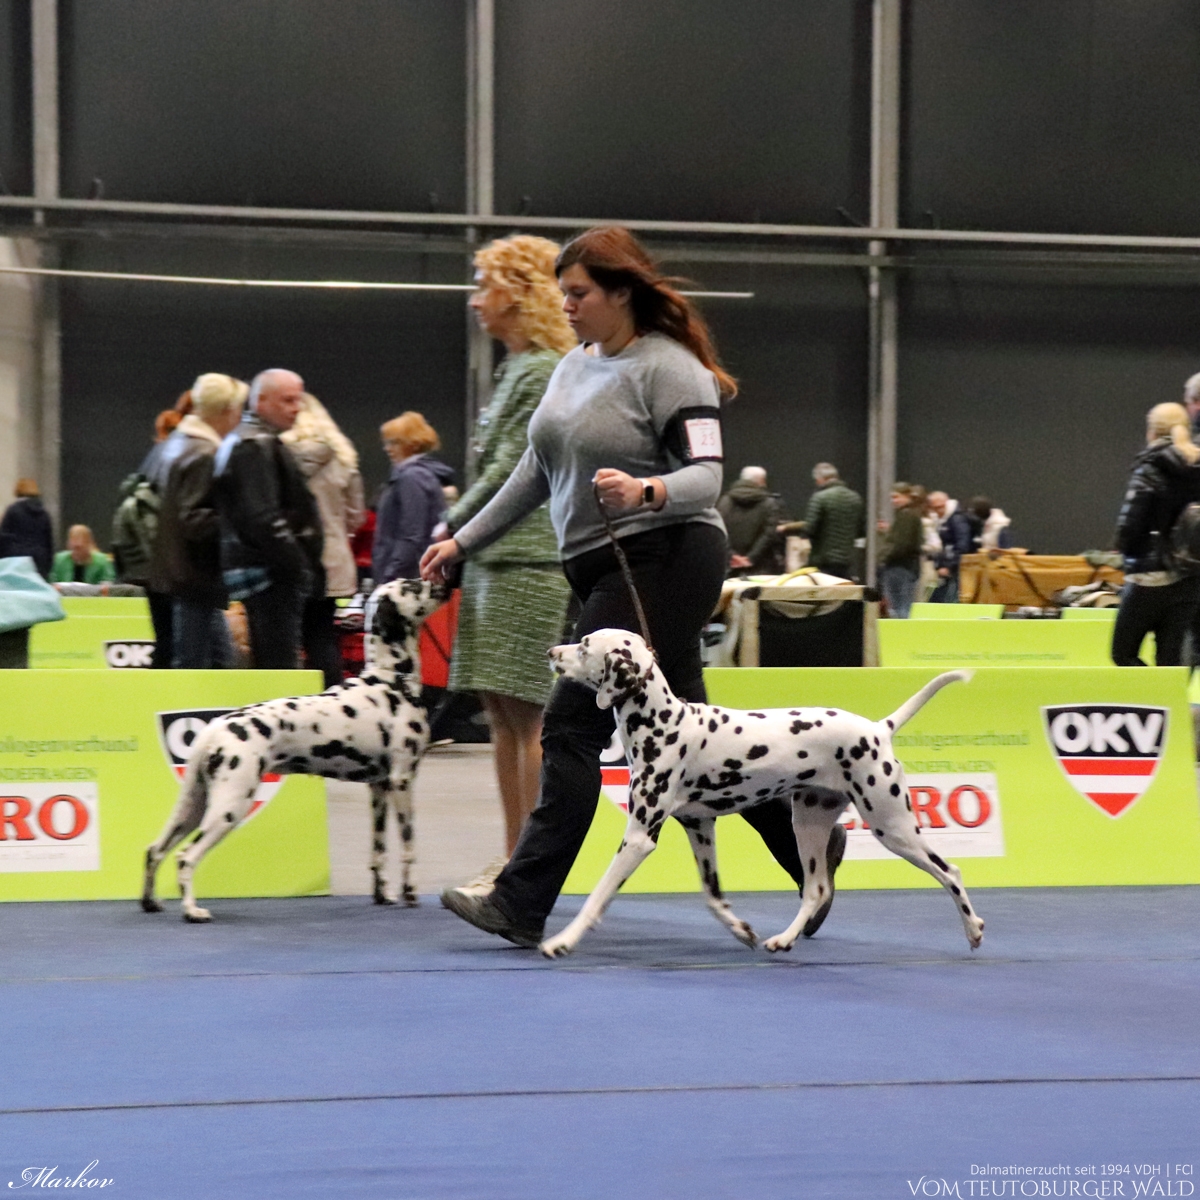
680, 815, 756, 947
387, 754, 421, 907
540, 816, 658, 958
368, 781, 394, 905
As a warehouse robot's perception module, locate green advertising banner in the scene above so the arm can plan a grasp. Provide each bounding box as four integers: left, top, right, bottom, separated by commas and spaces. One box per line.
60, 597, 151, 617
562, 666, 1200, 894
0, 670, 328, 901
31, 614, 156, 669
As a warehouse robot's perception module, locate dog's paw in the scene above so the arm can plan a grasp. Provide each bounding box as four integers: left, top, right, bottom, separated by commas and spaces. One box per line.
539, 936, 573, 959
401, 886, 420, 908
182, 906, 212, 923
731, 921, 757, 948
140, 896, 163, 914
763, 934, 795, 953
373, 890, 398, 906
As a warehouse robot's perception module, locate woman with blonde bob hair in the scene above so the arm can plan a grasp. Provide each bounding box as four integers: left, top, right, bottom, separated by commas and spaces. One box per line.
374, 411, 454, 584
1112, 401, 1200, 666
425, 225, 837, 949
444, 235, 577, 884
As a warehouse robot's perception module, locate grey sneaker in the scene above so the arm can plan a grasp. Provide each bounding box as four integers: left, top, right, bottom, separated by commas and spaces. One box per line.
803, 821, 847, 938
440, 887, 544, 949
454, 856, 508, 898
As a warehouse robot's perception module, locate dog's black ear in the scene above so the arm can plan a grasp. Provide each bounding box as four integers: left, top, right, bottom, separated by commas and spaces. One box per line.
596, 650, 639, 709
371, 595, 411, 643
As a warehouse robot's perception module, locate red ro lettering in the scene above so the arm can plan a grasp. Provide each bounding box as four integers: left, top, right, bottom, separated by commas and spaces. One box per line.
0, 796, 36, 841
909, 786, 946, 828
37, 795, 90, 841
947, 784, 991, 828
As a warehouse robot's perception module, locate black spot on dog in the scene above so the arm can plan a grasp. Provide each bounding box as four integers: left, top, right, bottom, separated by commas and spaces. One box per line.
720, 714, 730, 724
791, 719, 813, 735
809, 856, 817, 873
961, 903, 970, 913
342, 705, 358, 719
929, 852, 949, 871
951, 884, 961, 895
867, 775, 875, 786
225, 812, 235, 823
386, 693, 400, 715
724, 758, 742, 770
883, 761, 892, 776
890, 783, 900, 796
206, 749, 225, 777
821, 794, 842, 810
733, 726, 743, 735
708, 719, 718, 733
797, 749, 808, 758
803, 791, 819, 807
797, 769, 816, 781
228, 722, 249, 742
665, 731, 679, 746
251, 717, 272, 739
229, 755, 240, 770
285, 701, 298, 711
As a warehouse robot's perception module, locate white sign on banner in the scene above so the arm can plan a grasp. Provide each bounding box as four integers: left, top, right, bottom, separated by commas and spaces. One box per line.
0, 783, 100, 872
840, 773, 1005, 859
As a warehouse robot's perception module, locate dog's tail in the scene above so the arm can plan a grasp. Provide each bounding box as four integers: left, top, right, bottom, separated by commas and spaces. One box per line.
881, 670, 972, 734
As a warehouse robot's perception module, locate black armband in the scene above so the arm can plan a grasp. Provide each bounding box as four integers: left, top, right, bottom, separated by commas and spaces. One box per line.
663, 407, 724, 464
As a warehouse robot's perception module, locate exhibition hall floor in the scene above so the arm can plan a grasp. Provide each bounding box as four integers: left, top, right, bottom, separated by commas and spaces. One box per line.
2, 882, 1197, 1198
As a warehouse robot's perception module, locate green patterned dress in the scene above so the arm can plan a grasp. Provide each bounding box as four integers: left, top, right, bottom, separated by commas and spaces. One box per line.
447, 348, 572, 706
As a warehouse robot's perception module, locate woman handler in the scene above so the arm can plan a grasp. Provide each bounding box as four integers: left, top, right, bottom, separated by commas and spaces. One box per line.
422, 225, 845, 948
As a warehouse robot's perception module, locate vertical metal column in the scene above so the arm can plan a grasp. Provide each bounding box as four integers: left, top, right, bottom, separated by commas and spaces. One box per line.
464, 0, 495, 464
865, 0, 901, 584
31, 0, 61, 534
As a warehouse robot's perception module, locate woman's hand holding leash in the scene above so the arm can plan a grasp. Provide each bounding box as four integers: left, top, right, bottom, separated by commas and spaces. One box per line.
420, 538, 462, 583
594, 469, 664, 512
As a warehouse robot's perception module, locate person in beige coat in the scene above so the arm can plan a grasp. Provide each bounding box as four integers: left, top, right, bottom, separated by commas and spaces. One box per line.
281, 393, 365, 684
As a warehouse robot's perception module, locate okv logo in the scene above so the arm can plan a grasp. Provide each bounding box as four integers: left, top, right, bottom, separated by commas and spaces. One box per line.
156, 709, 282, 821
1043, 704, 1167, 818
104, 640, 155, 668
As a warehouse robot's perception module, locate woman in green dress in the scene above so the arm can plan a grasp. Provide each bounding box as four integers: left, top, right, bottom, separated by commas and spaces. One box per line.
449, 235, 576, 877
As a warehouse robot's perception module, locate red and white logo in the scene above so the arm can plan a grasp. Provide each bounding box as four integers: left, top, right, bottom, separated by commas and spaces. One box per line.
0, 783, 100, 872
1042, 704, 1167, 818
599, 731, 631, 812
157, 709, 281, 822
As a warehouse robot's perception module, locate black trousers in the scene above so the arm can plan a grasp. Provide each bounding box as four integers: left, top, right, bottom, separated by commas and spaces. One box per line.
1112, 578, 1200, 666
243, 582, 304, 670
492, 522, 807, 925
302, 596, 344, 689
146, 588, 175, 670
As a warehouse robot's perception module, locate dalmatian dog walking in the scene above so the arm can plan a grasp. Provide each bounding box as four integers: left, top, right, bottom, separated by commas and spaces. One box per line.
141, 578, 447, 921
541, 629, 984, 958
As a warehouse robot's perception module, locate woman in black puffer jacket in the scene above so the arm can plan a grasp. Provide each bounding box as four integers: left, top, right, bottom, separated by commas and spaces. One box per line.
1112, 402, 1200, 666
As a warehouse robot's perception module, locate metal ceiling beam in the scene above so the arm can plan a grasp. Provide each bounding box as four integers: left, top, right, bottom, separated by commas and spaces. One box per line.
8, 194, 1200, 254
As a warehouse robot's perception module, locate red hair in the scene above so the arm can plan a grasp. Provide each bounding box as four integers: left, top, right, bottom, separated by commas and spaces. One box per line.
555, 226, 737, 400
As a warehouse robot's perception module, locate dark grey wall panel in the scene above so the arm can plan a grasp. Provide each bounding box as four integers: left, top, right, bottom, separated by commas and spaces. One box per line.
59, 241, 467, 547
0, 0, 31, 197
904, 0, 1200, 235
495, 0, 870, 224
671, 265, 868, 521
59, 0, 465, 210
898, 276, 1200, 556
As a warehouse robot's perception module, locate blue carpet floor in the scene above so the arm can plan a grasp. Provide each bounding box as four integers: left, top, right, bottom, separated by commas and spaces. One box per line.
1, 888, 1197, 1198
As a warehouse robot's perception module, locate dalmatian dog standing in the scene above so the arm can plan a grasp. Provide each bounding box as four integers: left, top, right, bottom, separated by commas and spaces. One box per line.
541, 629, 984, 958
141, 578, 448, 921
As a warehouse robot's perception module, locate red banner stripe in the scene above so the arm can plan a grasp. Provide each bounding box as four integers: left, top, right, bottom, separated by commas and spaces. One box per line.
1062, 758, 1156, 776
600, 768, 630, 786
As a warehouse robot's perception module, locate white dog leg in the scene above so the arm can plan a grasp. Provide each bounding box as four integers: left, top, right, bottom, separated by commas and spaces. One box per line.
763, 799, 839, 953
870, 821, 985, 949
174, 785, 257, 922
368, 781, 394, 905
389, 769, 419, 907
142, 769, 208, 913
680, 816, 756, 947
540, 820, 658, 958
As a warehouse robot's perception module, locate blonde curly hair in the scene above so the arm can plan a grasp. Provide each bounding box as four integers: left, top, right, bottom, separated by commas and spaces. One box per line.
474, 235, 577, 355
282, 393, 359, 470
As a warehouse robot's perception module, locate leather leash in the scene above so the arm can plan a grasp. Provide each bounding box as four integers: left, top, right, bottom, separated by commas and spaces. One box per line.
594, 480, 655, 658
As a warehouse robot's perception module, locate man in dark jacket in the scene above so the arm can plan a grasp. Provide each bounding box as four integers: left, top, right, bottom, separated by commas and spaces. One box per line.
716, 466, 784, 576
927, 491, 973, 603
150, 374, 247, 667
800, 463, 865, 579
214, 368, 323, 671
0, 479, 54, 578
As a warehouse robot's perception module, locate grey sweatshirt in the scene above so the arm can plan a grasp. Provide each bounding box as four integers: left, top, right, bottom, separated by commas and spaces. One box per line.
454, 332, 726, 562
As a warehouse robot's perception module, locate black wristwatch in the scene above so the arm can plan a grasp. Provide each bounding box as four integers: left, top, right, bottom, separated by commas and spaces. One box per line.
640, 479, 655, 507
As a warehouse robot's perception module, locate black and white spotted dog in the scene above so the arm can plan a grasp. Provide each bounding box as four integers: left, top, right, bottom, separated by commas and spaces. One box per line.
141, 578, 448, 922
541, 629, 984, 958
